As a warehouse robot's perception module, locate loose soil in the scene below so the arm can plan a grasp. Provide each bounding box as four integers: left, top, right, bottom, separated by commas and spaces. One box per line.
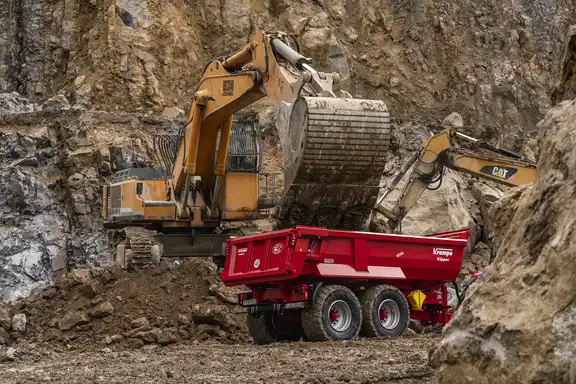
0, 335, 440, 383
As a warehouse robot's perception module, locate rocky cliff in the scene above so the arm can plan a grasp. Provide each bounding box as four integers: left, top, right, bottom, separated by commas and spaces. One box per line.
430, 27, 576, 384
0, 100, 179, 300
0, 0, 574, 129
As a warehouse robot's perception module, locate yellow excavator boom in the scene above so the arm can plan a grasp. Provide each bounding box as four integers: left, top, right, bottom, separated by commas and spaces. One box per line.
374, 128, 537, 230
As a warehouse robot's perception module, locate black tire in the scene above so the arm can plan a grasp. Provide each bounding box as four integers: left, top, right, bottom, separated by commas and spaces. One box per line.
301, 285, 362, 341
247, 312, 304, 345
358, 285, 410, 338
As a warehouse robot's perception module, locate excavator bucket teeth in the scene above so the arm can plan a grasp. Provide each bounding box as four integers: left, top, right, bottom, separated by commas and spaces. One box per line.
276, 96, 391, 229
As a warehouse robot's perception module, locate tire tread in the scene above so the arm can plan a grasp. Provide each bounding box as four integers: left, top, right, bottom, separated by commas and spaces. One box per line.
301, 285, 362, 342
358, 284, 410, 337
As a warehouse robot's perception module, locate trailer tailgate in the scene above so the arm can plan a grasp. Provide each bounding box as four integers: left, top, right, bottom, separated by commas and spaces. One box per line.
220, 228, 304, 283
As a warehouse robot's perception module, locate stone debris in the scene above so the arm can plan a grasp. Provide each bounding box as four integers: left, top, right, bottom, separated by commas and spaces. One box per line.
5, 346, 16, 361
40, 94, 70, 111
11, 314, 26, 333
0, 306, 11, 331
90, 301, 115, 318
58, 311, 90, 331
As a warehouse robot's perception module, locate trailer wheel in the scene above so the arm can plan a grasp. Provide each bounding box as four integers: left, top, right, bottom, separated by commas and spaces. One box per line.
359, 285, 409, 338
247, 312, 304, 345
301, 285, 362, 341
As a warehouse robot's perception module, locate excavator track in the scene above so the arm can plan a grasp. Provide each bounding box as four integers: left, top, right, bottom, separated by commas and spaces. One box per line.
277, 97, 391, 229
120, 227, 159, 267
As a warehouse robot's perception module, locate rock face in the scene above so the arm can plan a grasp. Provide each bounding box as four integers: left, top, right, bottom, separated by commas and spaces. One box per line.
0, 109, 179, 301
430, 99, 576, 383
0, 0, 573, 130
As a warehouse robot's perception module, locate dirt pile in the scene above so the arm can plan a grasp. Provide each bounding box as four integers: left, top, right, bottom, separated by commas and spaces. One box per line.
429, 29, 576, 382
0, 258, 248, 351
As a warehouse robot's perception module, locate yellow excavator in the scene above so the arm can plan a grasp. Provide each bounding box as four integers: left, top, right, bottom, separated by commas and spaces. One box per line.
102, 31, 391, 266
373, 127, 537, 230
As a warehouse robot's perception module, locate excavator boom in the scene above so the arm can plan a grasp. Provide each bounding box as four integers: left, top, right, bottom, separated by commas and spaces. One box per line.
169, 30, 391, 228
375, 128, 537, 230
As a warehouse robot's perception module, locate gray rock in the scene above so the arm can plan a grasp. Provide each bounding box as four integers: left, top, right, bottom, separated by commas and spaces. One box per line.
154, 329, 177, 345
0, 306, 11, 331
5, 347, 16, 361
75, 84, 92, 106
404, 328, 418, 337
161, 106, 185, 119
342, 26, 358, 42
0, 327, 9, 345
135, 330, 156, 344
111, 334, 124, 343
116, 0, 150, 28
150, 244, 161, 266
131, 316, 150, 329
0, 93, 36, 115
442, 112, 464, 129
11, 314, 26, 332
177, 314, 190, 326
58, 311, 90, 331
408, 319, 424, 334
90, 301, 115, 318
41, 94, 70, 111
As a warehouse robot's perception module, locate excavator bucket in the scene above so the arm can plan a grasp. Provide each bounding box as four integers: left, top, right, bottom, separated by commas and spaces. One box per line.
276, 96, 391, 229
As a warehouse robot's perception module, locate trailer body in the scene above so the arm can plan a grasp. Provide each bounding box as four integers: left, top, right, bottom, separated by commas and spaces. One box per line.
219, 226, 470, 343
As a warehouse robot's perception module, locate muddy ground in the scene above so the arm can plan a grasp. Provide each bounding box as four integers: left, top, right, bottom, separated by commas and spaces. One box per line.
0, 335, 439, 384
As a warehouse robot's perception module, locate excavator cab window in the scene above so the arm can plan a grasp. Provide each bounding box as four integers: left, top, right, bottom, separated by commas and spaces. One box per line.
217, 112, 260, 173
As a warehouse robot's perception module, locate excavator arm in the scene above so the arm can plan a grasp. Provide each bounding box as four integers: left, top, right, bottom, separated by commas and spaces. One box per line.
375, 128, 537, 230
171, 31, 391, 228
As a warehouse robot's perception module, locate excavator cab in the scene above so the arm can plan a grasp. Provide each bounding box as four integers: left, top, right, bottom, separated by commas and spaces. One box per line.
103, 113, 263, 227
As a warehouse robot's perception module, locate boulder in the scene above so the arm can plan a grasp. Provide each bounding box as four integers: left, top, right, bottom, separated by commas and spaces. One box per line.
90, 301, 115, 318
0, 93, 36, 115
58, 311, 90, 331
177, 314, 190, 326
135, 330, 156, 344
442, 112, 464, 129
41, 94, 70, 111
115, 0, 150, 28
430, 98, 576, 383
153, 329, 177, 345
0, 306, 11, 331
191, 305, 235, 331
0, 328, 9, 345
161, 106, 185, 119
11, 314, 26, 332
5, 347, 16, 361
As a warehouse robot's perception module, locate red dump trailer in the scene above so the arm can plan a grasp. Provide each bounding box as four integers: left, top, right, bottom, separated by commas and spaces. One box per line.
219, 225, 470, 344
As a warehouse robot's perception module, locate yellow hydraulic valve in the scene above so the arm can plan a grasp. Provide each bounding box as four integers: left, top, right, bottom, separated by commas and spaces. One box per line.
408, 290, 426, 310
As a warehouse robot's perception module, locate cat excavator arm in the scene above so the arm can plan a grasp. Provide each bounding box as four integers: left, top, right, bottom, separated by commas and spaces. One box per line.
374, 128, 537, 230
